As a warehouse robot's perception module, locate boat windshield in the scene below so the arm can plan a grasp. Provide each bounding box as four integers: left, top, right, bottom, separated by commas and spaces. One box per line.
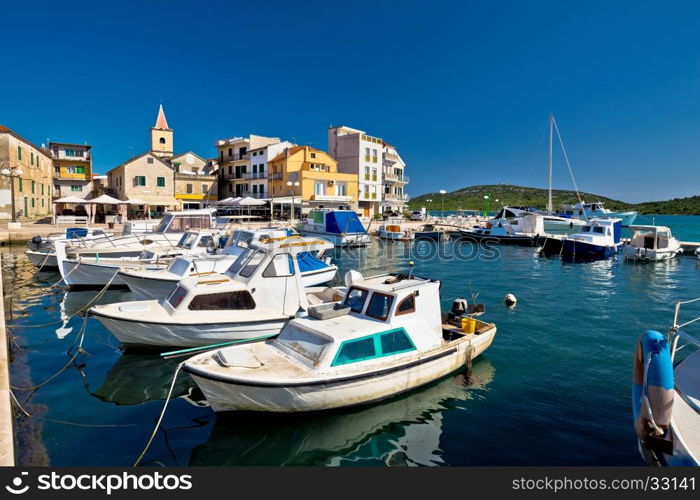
176, 233, 197, 249
344, 287, 369, 313
226, 248, 266, 277
274, 326, 330, 364
155, 214, 212, 233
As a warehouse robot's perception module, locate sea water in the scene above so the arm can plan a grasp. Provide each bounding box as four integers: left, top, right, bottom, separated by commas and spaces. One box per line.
4, 215, 700, 466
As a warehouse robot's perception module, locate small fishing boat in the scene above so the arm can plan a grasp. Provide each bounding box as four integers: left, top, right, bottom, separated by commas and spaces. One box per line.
65, 208, 220, 259
182, 271, 496, 413
560, 201, 637, 227
458, 213, 544, 246
54, 230, 222, 287
119, 233, 337, 301
552, 218, 622, 260
299, 209, 371, 247
90, 237, 343, 348
377, 217, 413, 241
413, 224, 444, 240
622, 225, 682, 262
25, 227, 113, 269
492, 207, 584, 235
633, 299, 700, 466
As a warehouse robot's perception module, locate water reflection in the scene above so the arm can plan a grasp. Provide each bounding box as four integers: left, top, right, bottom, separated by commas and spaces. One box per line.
189, 360, 494, 466
92, 352, 198, 406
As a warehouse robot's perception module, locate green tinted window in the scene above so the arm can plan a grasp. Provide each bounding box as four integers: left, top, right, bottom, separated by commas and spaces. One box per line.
333, 337, 376, 366
331, 328, 416, 367
380, 329, 415, 355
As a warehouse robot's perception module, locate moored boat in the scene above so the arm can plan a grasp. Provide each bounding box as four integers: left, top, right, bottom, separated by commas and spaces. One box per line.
560, 201, 637, 227
90, 236, 343, 347
182, 271, 496, 413
633, 299, 700, 466
622, 225, 682, 262
377, 217, 413, 241
299, 209, 371, 247
558, 218, 622, 260
25, 227, 113, 268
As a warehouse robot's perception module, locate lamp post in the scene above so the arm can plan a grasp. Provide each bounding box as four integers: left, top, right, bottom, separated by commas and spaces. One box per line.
286, 180, 300, 223
426, 198, 432, 216
483, 193, 493, 217
1, 165, 24, 224
439, 189, 446, 218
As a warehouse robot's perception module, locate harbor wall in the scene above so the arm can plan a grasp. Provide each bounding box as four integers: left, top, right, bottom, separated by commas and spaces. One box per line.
0, 252, 15, 465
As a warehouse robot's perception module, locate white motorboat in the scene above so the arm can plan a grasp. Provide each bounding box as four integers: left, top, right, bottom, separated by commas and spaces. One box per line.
459, 213, 546, 246
377, 217, 413, 241
623, 225, 682, 262
54, 230, 222, 287
299, 209, 371, 247
541, 218, 622, 260
25, 227, 113, 268
182, 271, 497, 413
90, 236, 344, 348
118, 229, 337, 300
560, 201, 637, 227
633, 299, 700, 466
65, 208, 220, 259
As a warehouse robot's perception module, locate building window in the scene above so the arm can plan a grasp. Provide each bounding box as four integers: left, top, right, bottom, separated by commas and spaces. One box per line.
54, 184, 59, 193
30, 152, 34, 165
18, 178, 22, 192
157, 177, 166, 187
17, 146, 22, 161
135, 176, 147, 186
159, 137, 166, 144
41, 184, 44, 195
71, 185, 82, 192
147, 157, 154, 164
310, 152, 316, 158
314, 182, 324, 196
186, 184, 193, 194
337, 183, 347, 196
202, 184, 208, 193
54, 166, 60, 175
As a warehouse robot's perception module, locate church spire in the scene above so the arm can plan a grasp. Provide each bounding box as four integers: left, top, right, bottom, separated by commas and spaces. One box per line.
154, 104, 169, 130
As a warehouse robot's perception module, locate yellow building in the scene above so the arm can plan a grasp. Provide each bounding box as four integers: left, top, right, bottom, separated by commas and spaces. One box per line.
50, 141, 93, 199
268, 146, 358, 213
0, 125, 54, 220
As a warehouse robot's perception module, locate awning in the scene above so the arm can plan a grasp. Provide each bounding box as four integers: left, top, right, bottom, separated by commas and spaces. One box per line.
53, 195, 89, 204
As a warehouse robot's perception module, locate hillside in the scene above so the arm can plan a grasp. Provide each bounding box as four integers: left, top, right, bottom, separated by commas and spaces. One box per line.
408, 184, 700, 215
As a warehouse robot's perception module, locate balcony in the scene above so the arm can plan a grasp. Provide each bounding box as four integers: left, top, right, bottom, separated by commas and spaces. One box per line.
311, 194, 353, 202
269, 172, 283, 180
244, 171, 267, 180
383, 172, 410, 184
383, 152, 399, 163
220, 153, 249, 162
384, 193, 410, 202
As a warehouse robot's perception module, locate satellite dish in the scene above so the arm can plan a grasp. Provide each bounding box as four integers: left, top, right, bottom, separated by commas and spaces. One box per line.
289, 172, 298, 182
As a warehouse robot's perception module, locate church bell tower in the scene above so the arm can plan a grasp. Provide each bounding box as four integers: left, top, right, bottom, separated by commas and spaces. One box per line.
150, 104, 173, 158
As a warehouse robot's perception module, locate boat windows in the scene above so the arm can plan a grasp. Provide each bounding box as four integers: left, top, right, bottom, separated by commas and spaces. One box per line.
395, 294, 416, 316
168, 258, 192, 276
263, 254, 295, 278
198, 235, 213, 248
592, 227, 604, 234
366, 292, 394, 321
177, 233, 198, 249
344, 287, 369, 313
165, 215, 212, 233
239, 250, 265, 277
379, 329, 416, 355
167, 286, 188, 308
581, 226, 591, 232
188, 291, 256, 311
332, 337, 376, 366
331, 328, 416, 367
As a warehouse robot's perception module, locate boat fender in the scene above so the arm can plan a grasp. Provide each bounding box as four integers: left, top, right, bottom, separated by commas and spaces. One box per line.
344, 270, 363, 287
504, 294, 517, 306
632, 330, 674, 448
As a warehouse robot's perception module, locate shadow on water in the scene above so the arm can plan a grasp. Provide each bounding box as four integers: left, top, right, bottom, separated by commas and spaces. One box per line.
189, 360, 495, 466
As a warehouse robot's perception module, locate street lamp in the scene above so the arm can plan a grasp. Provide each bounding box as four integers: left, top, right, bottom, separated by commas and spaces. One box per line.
1, 166, 24, 224
286, 180, 300, 223
483, 193, 493, 217
439, 189, 446, 218
426, 198, 432, 215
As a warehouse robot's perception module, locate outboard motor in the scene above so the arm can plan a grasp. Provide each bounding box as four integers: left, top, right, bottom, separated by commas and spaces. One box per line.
446, 297, 485, 326
30, 235, 42, 250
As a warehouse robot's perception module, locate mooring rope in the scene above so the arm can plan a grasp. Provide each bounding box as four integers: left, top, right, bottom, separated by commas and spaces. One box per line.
132, 362, 184, 467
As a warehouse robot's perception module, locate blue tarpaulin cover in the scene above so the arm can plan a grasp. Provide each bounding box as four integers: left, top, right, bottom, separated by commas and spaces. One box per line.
297, 252, 329, 272
66, 228, 89, 239
325, 211, 366, 234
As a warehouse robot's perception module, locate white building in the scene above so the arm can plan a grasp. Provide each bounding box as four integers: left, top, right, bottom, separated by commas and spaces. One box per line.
245, 140, 295, 199
328, 125, 408, 217
382, 143, 410, 213
216, 134, 280, 198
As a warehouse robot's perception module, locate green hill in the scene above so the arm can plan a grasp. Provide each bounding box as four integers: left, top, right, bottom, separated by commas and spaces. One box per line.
408, 184, 700, 215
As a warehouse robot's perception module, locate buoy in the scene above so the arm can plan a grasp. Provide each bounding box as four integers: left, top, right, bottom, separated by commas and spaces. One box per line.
504, 293, 517, 306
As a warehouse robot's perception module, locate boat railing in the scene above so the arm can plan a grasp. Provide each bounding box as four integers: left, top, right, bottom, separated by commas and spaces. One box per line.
666, 298, 700, 416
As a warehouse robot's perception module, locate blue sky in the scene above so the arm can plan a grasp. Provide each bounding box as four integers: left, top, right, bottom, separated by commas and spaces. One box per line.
2, 1, 699, 202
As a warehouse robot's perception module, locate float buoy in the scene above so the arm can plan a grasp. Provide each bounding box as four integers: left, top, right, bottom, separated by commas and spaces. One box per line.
504, 294, 517, 306
632, 330, 674, 454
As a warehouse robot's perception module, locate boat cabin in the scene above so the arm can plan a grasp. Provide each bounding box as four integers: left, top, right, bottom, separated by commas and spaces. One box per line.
268, 273, 444, 370
220, 228, 294, 255
628, 225, 675, 251
163, 237, 335, 318
304, 209, 367, 235
569, 218, 622, 244
151, 208, 219, 234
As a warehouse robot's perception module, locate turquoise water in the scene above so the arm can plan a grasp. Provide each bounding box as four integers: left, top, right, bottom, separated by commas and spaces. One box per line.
5, 215, 700, 466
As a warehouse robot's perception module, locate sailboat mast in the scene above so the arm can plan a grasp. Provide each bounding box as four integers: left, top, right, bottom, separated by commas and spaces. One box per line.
547, 114, 553, 213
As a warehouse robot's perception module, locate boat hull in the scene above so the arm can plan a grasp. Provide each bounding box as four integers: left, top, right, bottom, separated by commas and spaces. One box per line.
623, 246, 680, 262
185, 330, 495, 413
299, 229, 371, 247
91, 311, 289, 348
543, 219, 586, 235
561, 239, 618, 260
414, 231, 442, 240
458, 231, 538, 246
60, 260, 130, 287
26, 250, 58, 268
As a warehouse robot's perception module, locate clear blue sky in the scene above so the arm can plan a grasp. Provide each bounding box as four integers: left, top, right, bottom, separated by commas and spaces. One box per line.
2, 1, 699, 203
